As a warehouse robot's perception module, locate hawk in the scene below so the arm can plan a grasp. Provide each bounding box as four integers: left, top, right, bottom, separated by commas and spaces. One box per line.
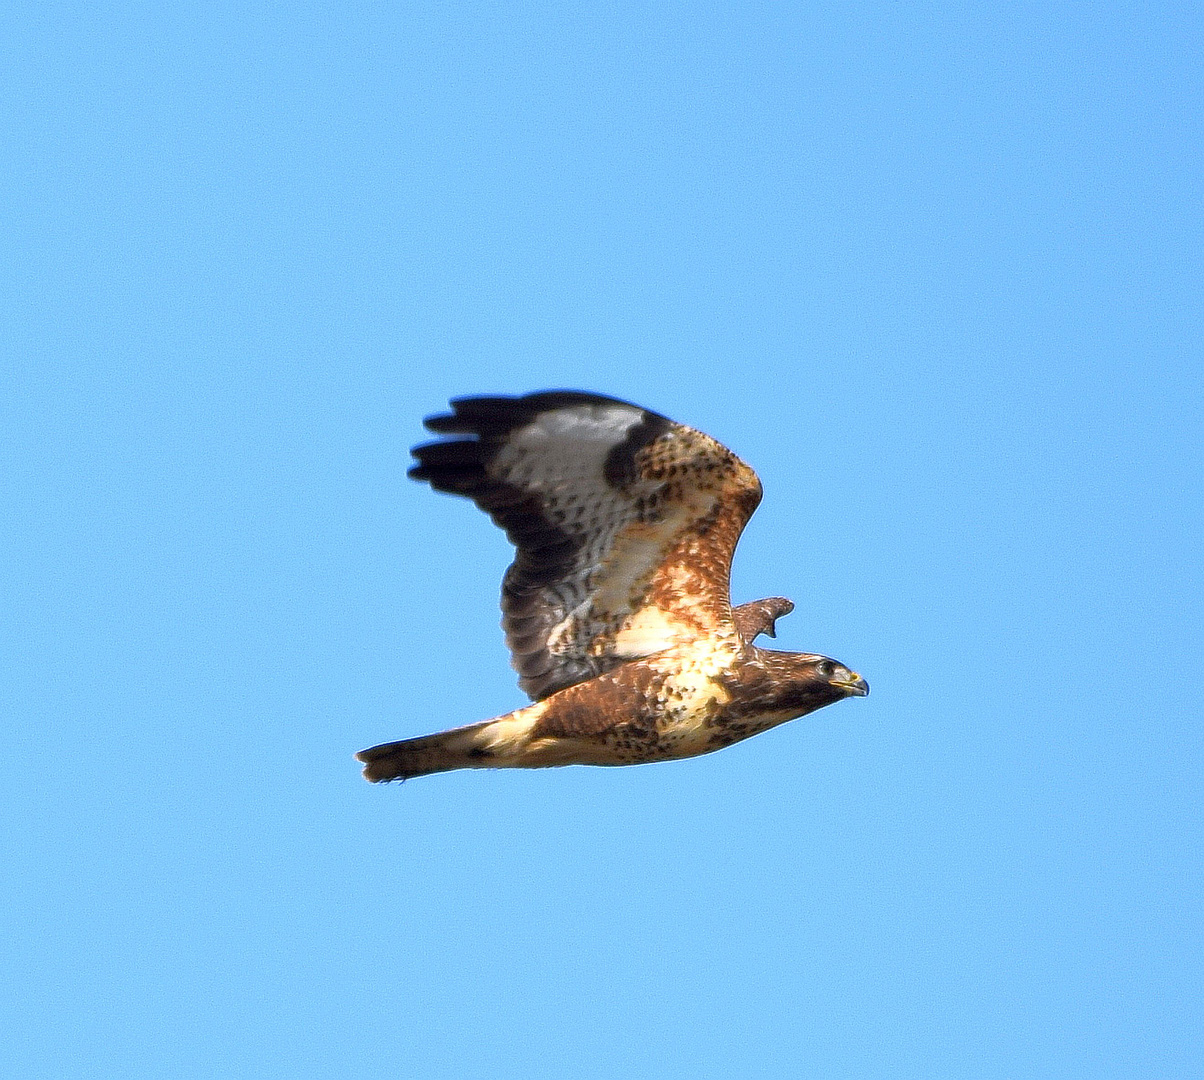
357, 391, 867, 782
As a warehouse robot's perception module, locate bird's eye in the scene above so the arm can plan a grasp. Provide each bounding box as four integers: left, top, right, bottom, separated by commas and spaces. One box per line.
816, 660, 834, 678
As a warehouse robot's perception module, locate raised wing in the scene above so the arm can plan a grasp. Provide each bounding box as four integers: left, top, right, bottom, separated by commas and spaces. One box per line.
409, 391, 763, 700
731, 597, 794, 644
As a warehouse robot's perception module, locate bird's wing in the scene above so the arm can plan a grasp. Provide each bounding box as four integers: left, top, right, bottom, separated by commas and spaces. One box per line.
731, 597, 794, 643
410, 391, 764, 700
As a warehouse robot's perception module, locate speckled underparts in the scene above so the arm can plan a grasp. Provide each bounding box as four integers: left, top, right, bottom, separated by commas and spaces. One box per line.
357, 391, 867, 782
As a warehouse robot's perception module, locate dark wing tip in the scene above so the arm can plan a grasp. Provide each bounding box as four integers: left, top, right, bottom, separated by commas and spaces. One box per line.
407, 439, 489, 491
422, 390, 664, 437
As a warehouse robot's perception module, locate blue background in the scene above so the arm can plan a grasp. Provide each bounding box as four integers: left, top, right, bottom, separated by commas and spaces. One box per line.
3, 3, 1200, 1077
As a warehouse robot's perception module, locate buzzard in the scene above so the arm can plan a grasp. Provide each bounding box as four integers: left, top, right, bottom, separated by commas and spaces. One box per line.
357, 391, 867, 782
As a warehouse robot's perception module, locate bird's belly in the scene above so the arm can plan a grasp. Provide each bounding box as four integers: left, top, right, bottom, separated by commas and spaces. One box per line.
520, 638, 757, 768
606, 654, 738, 763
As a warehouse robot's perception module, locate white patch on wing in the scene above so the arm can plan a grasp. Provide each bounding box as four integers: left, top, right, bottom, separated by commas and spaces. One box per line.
492, 403, 641, 493
609, 606, 694, 658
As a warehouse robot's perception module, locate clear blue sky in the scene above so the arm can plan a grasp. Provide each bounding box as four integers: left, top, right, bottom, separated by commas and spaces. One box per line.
2, 3, 1200, 1077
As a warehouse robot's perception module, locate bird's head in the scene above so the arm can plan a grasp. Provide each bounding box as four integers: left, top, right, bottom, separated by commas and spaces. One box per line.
805, 656, 869, 699
738, 650, 870, 717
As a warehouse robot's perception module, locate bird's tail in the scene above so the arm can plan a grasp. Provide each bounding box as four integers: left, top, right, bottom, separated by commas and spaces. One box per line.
355, 704, 561, 782
356, 720, 503, 782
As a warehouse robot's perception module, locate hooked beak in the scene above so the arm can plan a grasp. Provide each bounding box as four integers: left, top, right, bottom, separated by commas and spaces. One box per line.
832, 672, 869, 697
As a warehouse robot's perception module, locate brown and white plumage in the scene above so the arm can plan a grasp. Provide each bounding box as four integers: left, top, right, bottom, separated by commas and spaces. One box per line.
357, 391, 867, 782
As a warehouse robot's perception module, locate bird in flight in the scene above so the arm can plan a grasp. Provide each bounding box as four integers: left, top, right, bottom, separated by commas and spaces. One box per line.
357, 391, 867, 782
